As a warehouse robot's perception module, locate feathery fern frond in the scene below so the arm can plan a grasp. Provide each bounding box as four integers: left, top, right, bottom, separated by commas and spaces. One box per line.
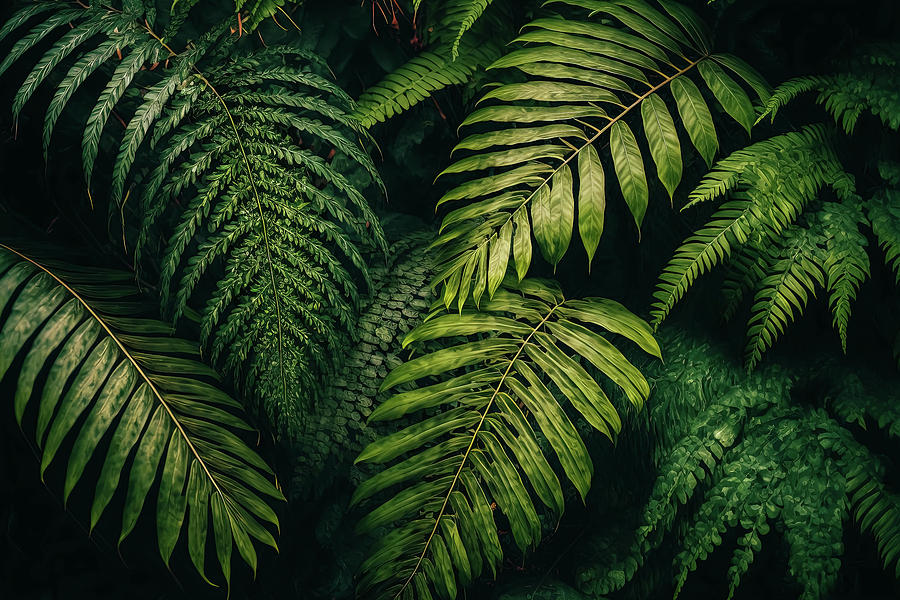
0, 244, 282, 588
1, 1, 387, 437
429, 0, 768, 307
651, 125, 871, 368
136, 46, 386, 437
351, 42, 501, 128
759, 44, 900, 133
743, 225, 825, 370
0, 0, 199, 189
443, 0, 495, 60
350, 0, 510, 128
819, 200, 870, 351
576, 331, 900, 599
353, 277, 661, 600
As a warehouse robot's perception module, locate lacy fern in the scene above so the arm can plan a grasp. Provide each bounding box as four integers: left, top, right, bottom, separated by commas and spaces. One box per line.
760, 44, 900, 134
0, 243, 282, 589
353, 277, 660, 599
135, 44, 386, 437
576, 331, 900, 599
429, 0, 768, 308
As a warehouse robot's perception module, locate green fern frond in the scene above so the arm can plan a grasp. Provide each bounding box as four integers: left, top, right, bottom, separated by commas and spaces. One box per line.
720, 244, 768, 321
353, 277, 661, 599
759, 44, 900, 133
136, 47, 386, 437
351, 0, 509, 129
652, 125, 859, 369
351, 44, 500, 128
819, 420, 900, 579
578, 332, 900, 599
744, 225, 825, 370
443, 0, 495, 60
0, 244, 282, 589
429, 0, 768, 306
818, 200, 870, 351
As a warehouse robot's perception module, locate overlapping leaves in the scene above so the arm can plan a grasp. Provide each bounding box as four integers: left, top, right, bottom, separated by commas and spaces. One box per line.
351, 0, 510, 128
136, 46, 386, 437
431, 0, 769, 308
0, 244, 282, 588
353, 277, 661, 599
576, 332, 900, 599
0, 1, 387, 435
650, 125, 875, 368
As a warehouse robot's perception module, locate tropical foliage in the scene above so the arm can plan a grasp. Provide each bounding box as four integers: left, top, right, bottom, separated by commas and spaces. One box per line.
576, 330, 900, 599
0, 1, 897, 599
652, 43, 900, 369
0, 243, 281, 588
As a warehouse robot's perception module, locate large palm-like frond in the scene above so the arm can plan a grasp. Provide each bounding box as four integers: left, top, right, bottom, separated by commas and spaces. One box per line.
353, 277, 661, 599
0, 244, 282, 588
430, 0, 769, 307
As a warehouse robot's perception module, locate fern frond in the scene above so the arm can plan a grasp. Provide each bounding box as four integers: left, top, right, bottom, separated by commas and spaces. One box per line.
428, 0, 768, 306
818, 199, 870, 351
652, 126, 852, 341
0, 244, 282, 589
759, 44, 900, 133
351, 0, 508, 129
744, 225, 825, 370
136, 47, 386, 437
443, 0, 494, 60
578, 332, 899, 599
868, 187, 900, 284
353, 277, 660, 599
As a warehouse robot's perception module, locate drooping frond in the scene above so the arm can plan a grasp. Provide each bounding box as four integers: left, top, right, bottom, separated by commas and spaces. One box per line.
353, 277, 661, 599
0, 244, 282, 588
428, 0, 769, 307
651, 125, 874, 368
1, 3, 385, 436
136, 46, 386, 437
819, 199, 870, 351
759, 44, 900, 133
443, 0, 495, 60
743, 225, 825, 370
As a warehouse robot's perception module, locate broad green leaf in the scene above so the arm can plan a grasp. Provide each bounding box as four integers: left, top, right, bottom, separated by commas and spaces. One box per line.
698, 59, 755, 135
532, 166, 575, 268
610, 121, 649, 231
671, 74, 718, 168
578, 143, 606, 270
641, 93, 683, 201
